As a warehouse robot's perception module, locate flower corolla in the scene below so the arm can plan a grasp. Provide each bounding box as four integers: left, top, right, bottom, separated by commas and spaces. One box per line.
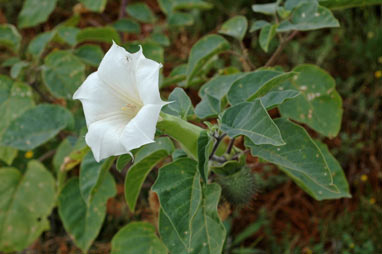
73, 42, 167, 162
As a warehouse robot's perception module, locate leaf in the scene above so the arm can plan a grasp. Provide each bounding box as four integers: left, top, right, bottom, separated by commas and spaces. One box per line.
245, 118, 344, 200
260, 89, 300, 109
58, 174, 116, 252
221, 100, 285, 146
56, 26, 80, 46
0, 161, 55, 252
74, 44, 104, 67
126, 42, 164, 63
227, 70, 295, 105
1, 104, 72, 151
125, 137, 174, 211
319, 0, 382, 9
18, 0, 58, 28
279, 64, 342, 137
152, 158, 202, 248
111, 222, 167, 254
162, 88, 194, 120
172, 0, 213, 11
10, 61, 29, 79
0, 146, 18, 165
159, 183, 225, 254
277, 2, 339, 32
150, 33, 170, 47
168, 12, 194, 27
249, 20, 270, 32
186, 34, 230, 86
252, 2, 278, 15
116, 154, 131, 171
219, 15, 248, 41
76, 27, 121, 44
197, 130, 213, 182
195, 74, 245, 119
0, 79, 35, 141
0, 24, 21, 53
79, 152, 115, 205
79, 0, 107, 12
42, 50, 85, 99
27, 30, 55, 59
112, 18, 141, 34
126, 3, 156, 23
259, 24, 277, 53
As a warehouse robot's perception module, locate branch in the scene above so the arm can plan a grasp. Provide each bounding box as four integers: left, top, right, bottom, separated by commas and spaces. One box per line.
209, 133, 227, 160
264, 30, 299, 67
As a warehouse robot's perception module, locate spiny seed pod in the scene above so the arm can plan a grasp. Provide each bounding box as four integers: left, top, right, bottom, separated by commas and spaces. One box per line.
216, 166, 258, 206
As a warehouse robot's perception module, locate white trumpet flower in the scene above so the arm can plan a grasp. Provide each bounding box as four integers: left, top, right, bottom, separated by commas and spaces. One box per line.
73, 42, 167, 162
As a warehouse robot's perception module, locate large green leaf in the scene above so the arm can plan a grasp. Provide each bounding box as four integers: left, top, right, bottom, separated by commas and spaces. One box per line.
126, 3, 156, 23
172, 0, 213, 10
27, 31, 55, 59
111, 222, 167, 254
76, 27, 121, 44
152, 158, 202, 249
245, 118, 346, 200
259, 24, 277, 53
56, 26, 80, 46
186, 35, 230, 86
319, 0, 382, 9
0, 24, 21, 53
219, 15, 248, 41
125, 137, 174, 212
162, 88, 194, 120
0, 161, 55, 252
42, 50, 85, 99
80, 152, 115, 205
159, 183, 225, 254
278, 2, 339, 32
279, 64, 342, 137
221, 100, 285, 146
0, 146, 18, 165
80, 0, 107, 12
58, 174, 116, 252
18, 0, 58, 28
260, 89, 300, 109
74, 44, 104, 67
227, 70, 295, 105
1, 104, 72, 151
252, 2, 278, 15
197, 130, 213, 182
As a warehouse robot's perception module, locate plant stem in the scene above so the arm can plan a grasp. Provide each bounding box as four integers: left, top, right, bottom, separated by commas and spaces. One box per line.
226, 137, 235, 154
119, 0, 128, 19
265, 30, 299, 67
209, 133, 227, 160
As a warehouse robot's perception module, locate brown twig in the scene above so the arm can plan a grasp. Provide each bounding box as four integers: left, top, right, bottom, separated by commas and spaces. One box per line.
209, 133, 227, 160
264, 30, 299, 67
119, 0, 128, 19
39, 150, 56, 162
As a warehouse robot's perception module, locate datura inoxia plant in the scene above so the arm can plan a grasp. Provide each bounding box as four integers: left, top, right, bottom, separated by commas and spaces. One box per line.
1, 0, 379, 253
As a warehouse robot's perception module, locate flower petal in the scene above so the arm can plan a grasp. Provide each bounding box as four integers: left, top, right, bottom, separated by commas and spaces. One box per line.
121, 104, 163, 151
73, 72, 127, 127
97, 42, 142, 106
133, 47, 165, 105
85, 115, 129, 162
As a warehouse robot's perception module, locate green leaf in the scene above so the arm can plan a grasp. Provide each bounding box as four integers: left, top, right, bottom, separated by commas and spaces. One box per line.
125, 137, 173, 211
111, 222, 167, 254
319, 0, 382, 9
245, 118, 344, 200
0, 24, 21, 53
227, 70, 295, 105
252, 2, 278, 15
80, 0, 107, 12
42, 50, 85, 99
76, 27, 121, 44
195, 74, 245, 119
152, 158, 202, 247
112, 18, 141, 34
260, 89, 300, 109
259, 24, 277, 52
150, 33, 170, 47
0, 146, 18, 165
80, 152, 115, 205
162, 88, 194, 120
0, 79, 35, 141
279, 64, 342, 137
172, 0, 213, 10
27, 31, 56, 59
18, 0, 58, 28
56, 26, 80, 46
221, 100, 285, 146
74, 44, 104, 67
168, 12, 194, 27
58, 174, 116, 252
127, 42, 164, 63
219, 15, 248, 41
249, 20, 270, 32
197, 130, 213, 182
0, 161, 55, 252
126, 3, 156, 23
1, 104, 72, 151
186, 34, 230, 86
116, 154, 131, 171
10, 61, 29, 79
159, 183, 225, 254
277, 2, 339, 32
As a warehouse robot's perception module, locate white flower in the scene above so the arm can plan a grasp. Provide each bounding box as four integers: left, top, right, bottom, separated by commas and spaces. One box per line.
73, 42, 167, 162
